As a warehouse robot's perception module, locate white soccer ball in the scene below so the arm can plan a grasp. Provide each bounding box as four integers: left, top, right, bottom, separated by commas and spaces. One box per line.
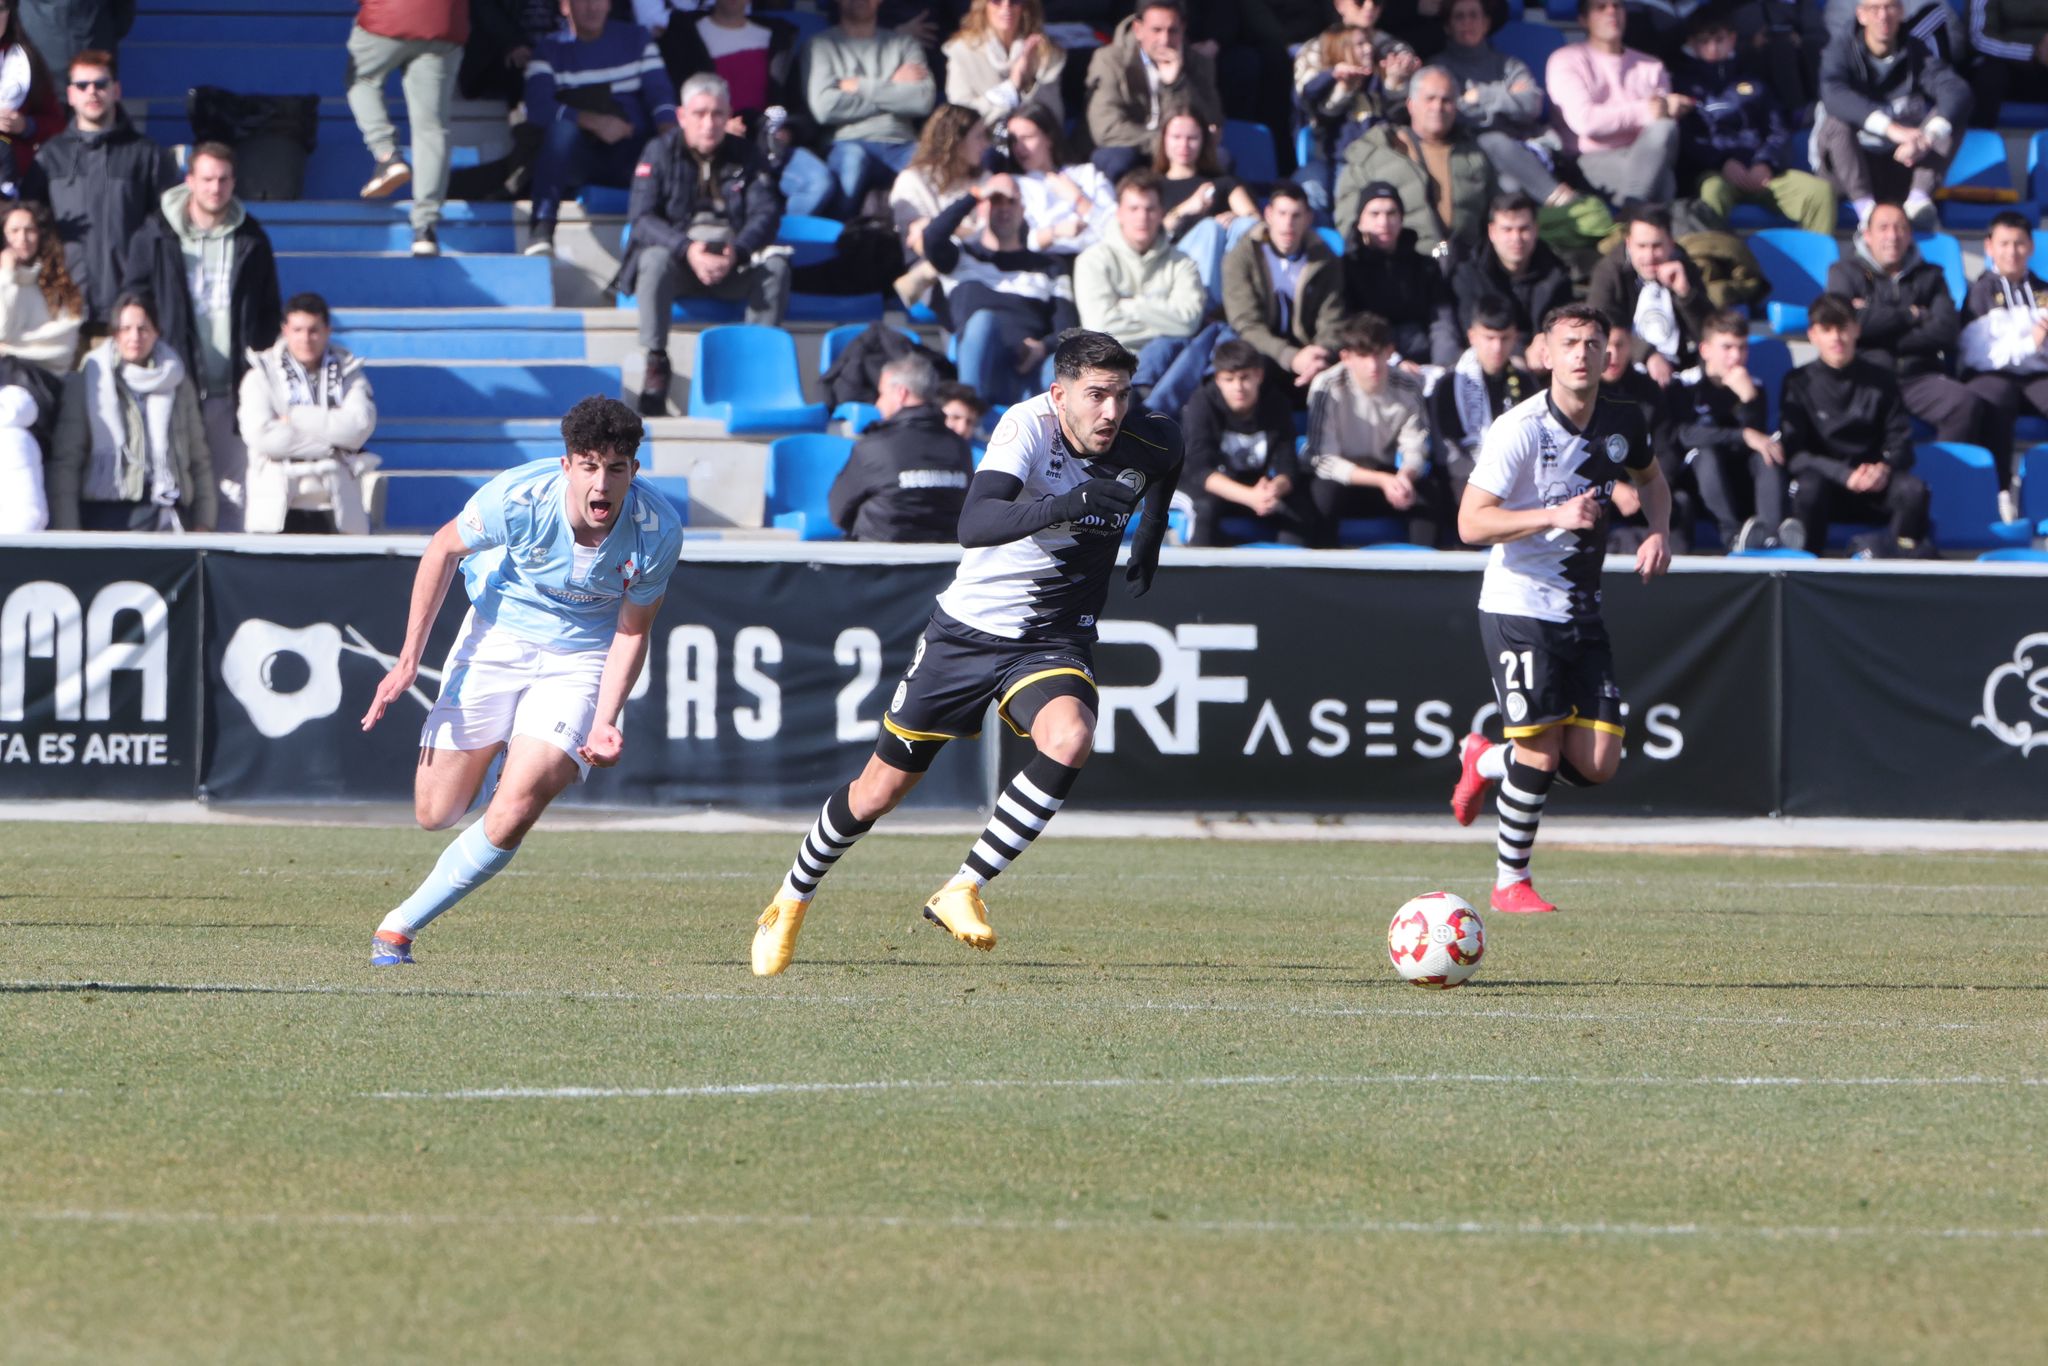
1387, 892, 1486, 990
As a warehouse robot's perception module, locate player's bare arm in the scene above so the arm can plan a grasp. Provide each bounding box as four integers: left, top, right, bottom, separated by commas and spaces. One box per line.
1457, 484, 1599, 546
1628, 461, 1673, 581
361, 519, 471, 731
578, 595, 664, 768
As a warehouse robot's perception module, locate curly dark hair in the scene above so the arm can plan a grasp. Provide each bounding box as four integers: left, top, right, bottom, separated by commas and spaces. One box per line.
560, 395, 645, 462
5, 201, 83, 321
909, 104, 987, 195
1052, 328, 1137, 381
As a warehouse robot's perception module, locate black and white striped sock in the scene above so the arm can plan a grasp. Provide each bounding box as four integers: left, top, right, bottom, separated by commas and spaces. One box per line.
779, 784, 874, 902
960, 754, 1081, 886
1496, 758, 1557, 889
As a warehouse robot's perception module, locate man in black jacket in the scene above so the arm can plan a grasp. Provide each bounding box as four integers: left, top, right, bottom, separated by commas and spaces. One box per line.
1341, 180, 1459, 370
828, 353, 974, 542
1815, 0, 1971, 227
1431, 298, 1536, 513
123, 142, 283, 533
23, 49, 176, 325
1587, 206, 1714, 388
1449, 194, 1573, 363
619, 73, 790, 417
1825, 200, 1994, 446
1179, 337, 1317, 546
1665, 308, 1799, 551
1781, 292, 1932, 554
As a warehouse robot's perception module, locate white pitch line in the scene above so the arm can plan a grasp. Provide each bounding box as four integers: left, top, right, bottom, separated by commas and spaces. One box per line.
365, 1073, 2048, 1102
8, 1206, 2044, 1245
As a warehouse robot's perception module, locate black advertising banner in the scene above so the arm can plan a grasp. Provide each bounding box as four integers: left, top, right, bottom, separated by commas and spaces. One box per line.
1783, 572, 2048, 818
202, 553, 471, 801
1019, 563, 1779, 816
0, 546, 201, 797
569, 558, 979, 809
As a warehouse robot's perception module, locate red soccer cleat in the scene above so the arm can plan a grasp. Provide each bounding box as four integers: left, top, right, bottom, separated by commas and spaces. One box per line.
1490, 880, 1557, 915
1450, 732, 1496, 827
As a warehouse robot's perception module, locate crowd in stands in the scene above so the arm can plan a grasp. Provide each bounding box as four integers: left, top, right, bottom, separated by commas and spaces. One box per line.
4, 0, 2048, 557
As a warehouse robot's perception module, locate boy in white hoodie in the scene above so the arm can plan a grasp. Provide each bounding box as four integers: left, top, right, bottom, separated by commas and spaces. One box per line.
1961, 211, 2048, 519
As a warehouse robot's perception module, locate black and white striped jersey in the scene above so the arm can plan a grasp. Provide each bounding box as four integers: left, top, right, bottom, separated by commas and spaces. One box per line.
1469, 390, 1654, 624
934, 392, 1182, 642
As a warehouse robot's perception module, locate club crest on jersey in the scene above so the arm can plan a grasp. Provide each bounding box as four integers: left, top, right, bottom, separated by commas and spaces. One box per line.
1605, 434, 1629, 463
1115, 468, 1147, 497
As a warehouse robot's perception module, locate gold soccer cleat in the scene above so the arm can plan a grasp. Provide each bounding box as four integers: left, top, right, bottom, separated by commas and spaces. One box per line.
752, 897, 809, 977
922, 877, 996, 951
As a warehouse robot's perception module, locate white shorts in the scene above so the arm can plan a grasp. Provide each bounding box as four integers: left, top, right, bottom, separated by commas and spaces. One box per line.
420, 611, 607, 777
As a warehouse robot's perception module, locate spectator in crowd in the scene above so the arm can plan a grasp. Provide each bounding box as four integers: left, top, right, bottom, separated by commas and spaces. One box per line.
1336, 65, 1496, 259
617, 73, 787, 418
1816, 0, 1970, 228
1547, 0, 1682, 209
1588, 206, 1712, 386
1317, 0, 1418, 97
1449, 192, 1573, 362
1671, 5, 1838, 235
1179, 335, 1316, 545
1305, 312, 1443, 544
24, 49, 175, 325
1969, 0, 2048, 127
1668, 307, 1798, 551
1003, 103, 1113, 255
523, 0, 678, 255
237, 292, 379, 535
0, 374, 41, 531
1342, 180, 1460, 369
1827, 200, 1993, 445
1781, 291, 1932, 555
650, 0, 800, 131
0, 200, 81, 372
935, 378, 988, 441
790, 0, 934, 221
47, 290, 213, 532
890, 104, 988, 309
1075, 171, 1212, 418
1960, 211, 2048, 519
1222, 183, 1348, 398
1604, 319, 1698, 551
1294, 23, 1389, 226
0, 6, 60, 199
124, 142, 281, 534
944, 0, 1067, 131
462, 0, 557, 105
1085, 0, 1223, 183
1431, 295, 1536, 509
1599, 314, 1664, 419
17, 0, 130, 91
1435, 0, 1580, 211
921, 173, 1077, 406
828, 352, 974, 542
346, 0, 465, 257
1153, 111, 1256, 250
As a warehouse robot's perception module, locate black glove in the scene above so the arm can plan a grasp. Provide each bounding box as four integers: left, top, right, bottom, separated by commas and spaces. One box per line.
1126, 520, 1164, 597
1049, 478, 1139, 528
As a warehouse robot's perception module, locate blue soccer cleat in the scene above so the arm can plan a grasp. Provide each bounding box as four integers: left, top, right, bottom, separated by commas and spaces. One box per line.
370, 931, 415, 966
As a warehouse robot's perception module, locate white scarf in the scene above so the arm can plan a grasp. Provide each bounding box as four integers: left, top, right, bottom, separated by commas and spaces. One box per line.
281, 346, 345, 409
84, 339, 185, 513
0, 45, 29, 114
1634, 278, 1680, 361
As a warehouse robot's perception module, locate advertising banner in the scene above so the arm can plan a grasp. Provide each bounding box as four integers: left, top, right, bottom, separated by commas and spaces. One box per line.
0, 546, 201, 798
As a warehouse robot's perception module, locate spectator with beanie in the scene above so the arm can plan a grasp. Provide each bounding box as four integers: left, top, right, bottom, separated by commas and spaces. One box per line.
1432, 297, 1536, 510
1547, 0, 1682, 208
1305, 312, 1444, 545
828, 352, 975, 542
1085, 0, 1223, 183
1668, 307, 1799, 552
1671, 4, 1838, 235
618, 73, 789, 417
789, 0, 935, 220
1960, 210, 2048, 518
1074, 170, 1214, 421
238, 292, 380, 534
1826, 200, 1995, 447
1781, 291, 1932, 555
24, 50, 175, 325
124, 141, 282, 533
523, 0, 677, 256
1449, 193, 1573, 361
1179, 336, 1317, 546
1222, 183, 1349, 398
1342, 181, 1460, 369
1587, 206, 1712, 387
1816, 0, 1970, 228
347, 0, 466, 257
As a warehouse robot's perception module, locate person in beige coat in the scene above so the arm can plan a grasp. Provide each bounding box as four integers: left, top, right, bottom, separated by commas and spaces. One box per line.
942, 0, 1066, 131
237, 292, 380, 534
0, 200, 82, 373
1084, 3, 1223, 181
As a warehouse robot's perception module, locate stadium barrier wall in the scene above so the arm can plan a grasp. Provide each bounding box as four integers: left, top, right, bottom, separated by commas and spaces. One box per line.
3, 538, 2045, 820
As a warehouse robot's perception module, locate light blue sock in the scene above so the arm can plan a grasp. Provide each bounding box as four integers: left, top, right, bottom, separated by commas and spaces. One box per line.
379, 821, 519, 937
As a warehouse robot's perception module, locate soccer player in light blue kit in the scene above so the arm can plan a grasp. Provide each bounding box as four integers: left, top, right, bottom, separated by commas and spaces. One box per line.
358, 397, 682, 964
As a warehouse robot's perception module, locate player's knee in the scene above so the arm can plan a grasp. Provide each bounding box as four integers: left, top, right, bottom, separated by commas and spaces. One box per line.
415, 797, 464, 832
1035, 716, 1094, 766
850, 767, 915, 821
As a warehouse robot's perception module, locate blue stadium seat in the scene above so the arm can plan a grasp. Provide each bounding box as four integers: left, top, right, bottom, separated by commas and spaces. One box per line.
1729, 546, 1818, 559
616, 222, 884, 323
1748, 229, 1840, 333
765, 433, 854, 540
776, 214, 845, 268
1294, 126, 1314, 170
380, 475, 493, 533
1544, 0, 1576, 17
833, 401, 883, 434
1939, 129, 2034, 230
689, 325, 827, 433
2020, 445, 2048, 527
1913, 232, 1967, 309
1221, 120, 1279, 185
580, 186, 633, 214
278, 254, 553, 309
1977, 547, 2048, 561
1916, 442, 2031, 549
818, 323, 921, 375
2031, 130, 2048, 204
2007, 104, 2048, 129
640, 476, 690, 526
1492, 21, 1567, 76
371, 420, 567, 471
332, 309, 586, 361
364, 364, 621, 420
1746, 336, 1793, 429
1336, 517, 1408, 546
1316, 226, 1344, 256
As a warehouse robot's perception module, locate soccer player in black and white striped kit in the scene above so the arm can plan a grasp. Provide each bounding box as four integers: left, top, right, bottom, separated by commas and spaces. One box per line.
1447, 303, 1673, 914
750, 330, 1183, 975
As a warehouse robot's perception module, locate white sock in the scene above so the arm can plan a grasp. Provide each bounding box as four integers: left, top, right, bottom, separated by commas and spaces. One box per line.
1477, 742, 1511, 782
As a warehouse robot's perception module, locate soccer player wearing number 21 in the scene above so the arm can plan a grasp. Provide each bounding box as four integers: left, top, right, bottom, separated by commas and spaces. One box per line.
358, 397, 683, 964
1448, 304, 1672, 915
752, 330, 1183, 976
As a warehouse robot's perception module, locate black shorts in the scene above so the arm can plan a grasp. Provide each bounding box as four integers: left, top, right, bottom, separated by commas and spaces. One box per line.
879, 612, 1097, 765
1479, 611, 1624, 740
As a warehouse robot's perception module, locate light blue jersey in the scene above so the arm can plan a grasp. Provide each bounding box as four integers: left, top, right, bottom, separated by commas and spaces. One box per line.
455, 459, 682, 653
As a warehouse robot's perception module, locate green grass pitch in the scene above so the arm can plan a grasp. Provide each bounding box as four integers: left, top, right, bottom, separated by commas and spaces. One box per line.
3, 821, 2045, 1363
